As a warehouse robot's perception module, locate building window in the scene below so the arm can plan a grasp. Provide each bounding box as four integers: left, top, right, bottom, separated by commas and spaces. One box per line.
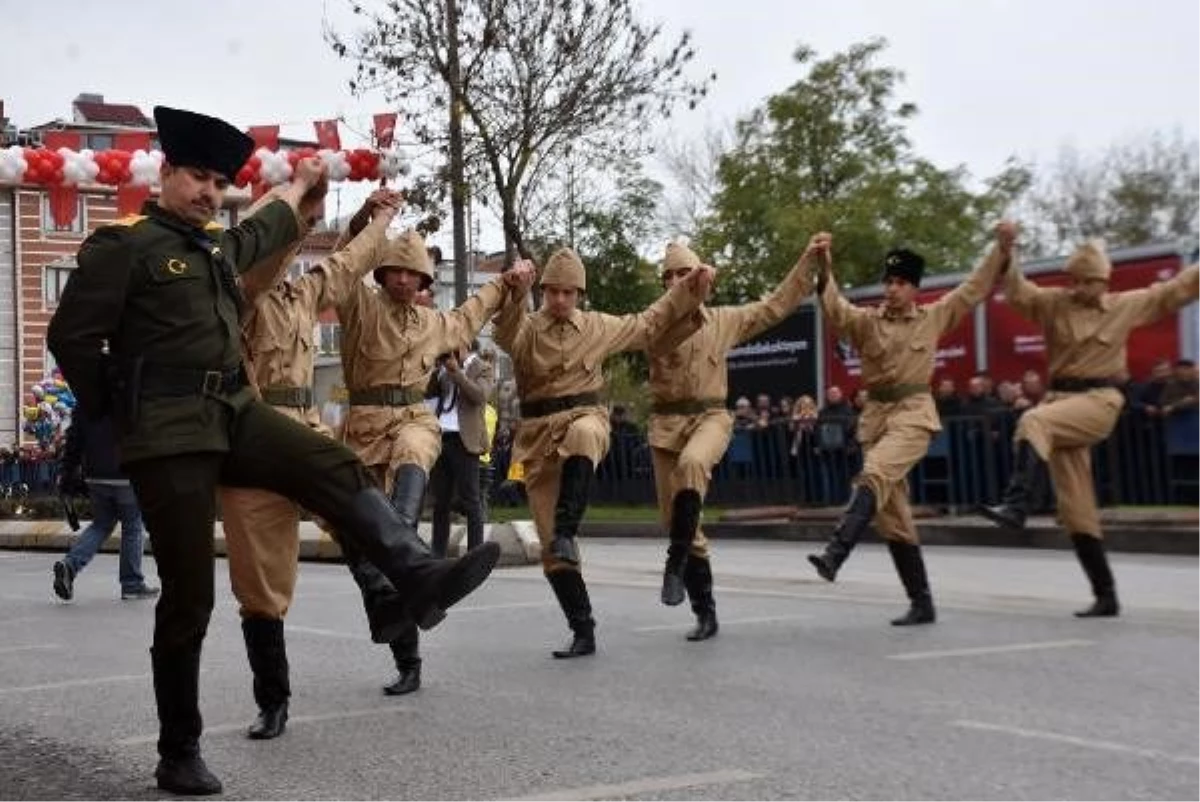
214, 207, 233, 228
87, 133, 113, 151
43, 264, 75, 307
40, 194, 85, 234
288, 259, 309, 283
318, 323, 341, 356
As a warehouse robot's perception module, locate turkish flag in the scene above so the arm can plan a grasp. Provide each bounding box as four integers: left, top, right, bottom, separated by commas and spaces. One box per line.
247, 125, 280, 152
313, 119, 341, 150
373, 112, 398, 149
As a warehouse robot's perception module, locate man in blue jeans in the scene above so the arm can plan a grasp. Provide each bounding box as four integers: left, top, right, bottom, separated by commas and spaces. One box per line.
53, 410, 158, 601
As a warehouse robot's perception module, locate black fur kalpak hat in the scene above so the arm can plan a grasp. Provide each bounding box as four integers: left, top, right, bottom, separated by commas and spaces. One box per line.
153, 106, 254, 183
881, 248, 926, 287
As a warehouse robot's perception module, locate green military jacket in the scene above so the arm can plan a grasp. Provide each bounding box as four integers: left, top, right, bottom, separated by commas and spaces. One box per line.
47, 199, 300, 464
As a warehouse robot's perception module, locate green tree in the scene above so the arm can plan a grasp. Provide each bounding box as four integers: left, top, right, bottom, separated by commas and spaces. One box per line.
695, 38, 1029, 301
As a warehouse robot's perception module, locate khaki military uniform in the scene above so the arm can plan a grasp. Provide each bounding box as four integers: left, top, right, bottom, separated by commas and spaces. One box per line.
494, 280, 705, 572
820, 247, 1008, 543
646, 253, 816, 557
329, 272, 508, 487
221, 218, 389, 619
1004, 261, 1200, 537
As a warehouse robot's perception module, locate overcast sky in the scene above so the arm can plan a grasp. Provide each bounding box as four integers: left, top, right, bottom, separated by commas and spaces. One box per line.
4, 0, 1197, 252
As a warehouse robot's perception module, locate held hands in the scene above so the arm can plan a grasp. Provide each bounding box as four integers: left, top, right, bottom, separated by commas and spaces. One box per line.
682, 264, 716, 296
805, 231, 833, 291
350, 189, 404, 235
995, 220, 1018, 254
503, 259, 537, 292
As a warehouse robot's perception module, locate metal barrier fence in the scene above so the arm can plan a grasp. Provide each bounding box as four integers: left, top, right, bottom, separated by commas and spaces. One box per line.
588, 410, 1200, 511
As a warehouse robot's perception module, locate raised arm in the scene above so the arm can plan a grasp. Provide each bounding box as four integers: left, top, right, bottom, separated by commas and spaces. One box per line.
491, 261, 538, 354
929, 221, 1015, 334
600, 265, 715, 356
1123, 263, 1200, 328
722, 233, 822, 348
817, 238, 871, 344
221, 158, 327, 273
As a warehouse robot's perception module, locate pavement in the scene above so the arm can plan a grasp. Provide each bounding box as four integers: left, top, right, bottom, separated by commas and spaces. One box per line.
0, 539, 1195, 800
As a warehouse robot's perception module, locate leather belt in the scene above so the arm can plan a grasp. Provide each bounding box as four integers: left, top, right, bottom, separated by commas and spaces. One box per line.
260, 385, 314, 408
140, 364, 247, 398
348, 384, 427, 407
866, 383, 928, 404
1050, 377, 1116, 392
650, 398, 726, 416
520, 392, 602, 419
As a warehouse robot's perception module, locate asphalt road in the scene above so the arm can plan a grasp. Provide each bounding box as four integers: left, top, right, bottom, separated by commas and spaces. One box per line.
0, 540, 1196, 800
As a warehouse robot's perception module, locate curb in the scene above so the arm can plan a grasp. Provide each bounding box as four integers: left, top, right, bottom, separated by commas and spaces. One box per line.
0, 521, 540, 566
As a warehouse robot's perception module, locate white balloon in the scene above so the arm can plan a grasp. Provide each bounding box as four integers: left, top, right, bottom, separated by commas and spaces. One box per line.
257, 147, 292, 186
0, 145, 27, 183
317, 148, 352, 182
58, 148, 100, 186
378, 149, 411, 180
129, 149, 163, 187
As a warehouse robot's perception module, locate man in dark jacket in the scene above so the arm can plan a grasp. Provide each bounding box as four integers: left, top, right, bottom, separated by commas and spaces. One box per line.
53, 408, 158, 601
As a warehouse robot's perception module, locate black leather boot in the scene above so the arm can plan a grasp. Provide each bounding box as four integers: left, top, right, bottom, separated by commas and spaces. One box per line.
980, 440, 1042, 530
683, 557, 719, 641
549, 456, 594, 565
242, 618, 290, 740
807, 485, 876, 582
337, 487, 500, 631
546, 570, 596, 658
151, 646, 223, 795
1071, 533, 1120, 618
383, 626, 422, 695
887, 540, 936, 626
662, 489, 701, 607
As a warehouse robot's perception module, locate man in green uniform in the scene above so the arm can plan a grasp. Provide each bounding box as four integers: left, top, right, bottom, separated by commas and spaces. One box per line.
46, 106, 500, 796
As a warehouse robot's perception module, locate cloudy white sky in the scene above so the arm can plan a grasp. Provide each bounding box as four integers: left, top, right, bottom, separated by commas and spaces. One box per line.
4, 0, 1197, 252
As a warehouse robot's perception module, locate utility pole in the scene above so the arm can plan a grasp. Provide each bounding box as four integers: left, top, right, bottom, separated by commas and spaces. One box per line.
446, 0, 469, 304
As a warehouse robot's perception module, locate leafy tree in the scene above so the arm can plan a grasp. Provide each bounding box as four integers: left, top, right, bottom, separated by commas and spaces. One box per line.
327, 0, 714, 264
694, 38, 1029, 301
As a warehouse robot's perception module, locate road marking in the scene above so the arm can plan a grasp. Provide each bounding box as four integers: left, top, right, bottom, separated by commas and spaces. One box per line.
888, 639, 1094, 661
116, 705, 415, 746
0, 644, 61, 655
287, 624, 363, 640
511, 769, 762, 801
0, 673, 150, 695
633, 614, 808, 633
952, 720, 1200, 765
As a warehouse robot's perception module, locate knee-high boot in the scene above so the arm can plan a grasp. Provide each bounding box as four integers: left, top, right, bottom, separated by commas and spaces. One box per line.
683, 557, 718, 641
151, 645, 222, 795
980, 440, 1043, 530
807, 485, 876, 582
1071, 533, 1120, 617
662, 489, 702, 607
886, 541, 936, 626
242, 617, 289, 739
546, 569, 596, 658
549, 456, 594, 565
383, 623, 423, 695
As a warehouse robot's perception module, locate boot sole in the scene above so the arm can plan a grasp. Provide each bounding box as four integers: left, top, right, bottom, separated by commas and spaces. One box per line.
413, 542, 501, 631
807, 555, 837, 583
977, 506, 1025, 530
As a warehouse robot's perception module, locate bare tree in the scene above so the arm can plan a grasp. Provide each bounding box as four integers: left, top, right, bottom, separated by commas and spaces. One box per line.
654, 122, 731, 240
327, 0, 715, 265
1022, 130, 1199, 255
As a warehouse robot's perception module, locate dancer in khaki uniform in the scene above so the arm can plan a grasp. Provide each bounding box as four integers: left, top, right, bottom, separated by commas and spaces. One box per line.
647, 238, 818, 640
327, 228, 534, 674
806, 224, 1014, 625
979, 241, 1199, 616
493, 248, 714, 658
223, 191, 434, 744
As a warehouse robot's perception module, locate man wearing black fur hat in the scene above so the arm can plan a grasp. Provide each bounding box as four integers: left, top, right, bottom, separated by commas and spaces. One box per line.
47, 106, 502, 796
803, 224, 1015, 625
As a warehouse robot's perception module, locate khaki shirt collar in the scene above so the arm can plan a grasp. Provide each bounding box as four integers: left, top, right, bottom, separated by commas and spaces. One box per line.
877, 301, 920, 321
536, 307, 584, 332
